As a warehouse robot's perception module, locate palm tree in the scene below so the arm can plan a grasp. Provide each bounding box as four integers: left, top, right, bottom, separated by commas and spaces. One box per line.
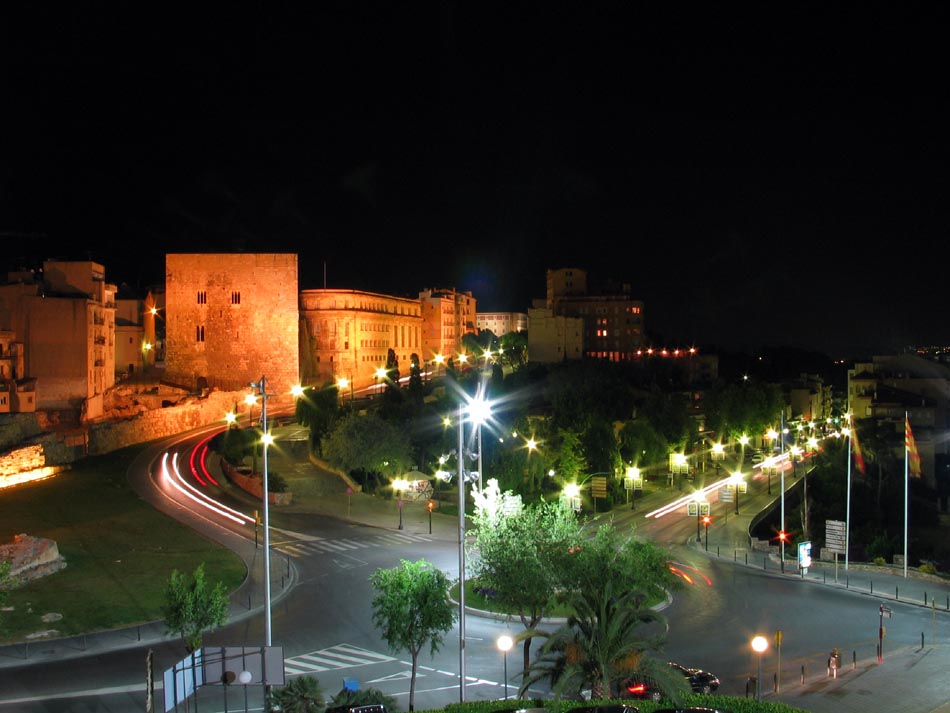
271, 675, 326, 713
519, 582, 689, 705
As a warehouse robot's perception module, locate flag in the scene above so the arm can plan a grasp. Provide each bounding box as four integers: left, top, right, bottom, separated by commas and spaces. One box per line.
905, 416, 921, 478
851, 416, 866, 475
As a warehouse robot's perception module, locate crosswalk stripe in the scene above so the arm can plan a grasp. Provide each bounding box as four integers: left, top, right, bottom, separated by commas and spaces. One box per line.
284, 644, 397, 675
276, 533, 433, 558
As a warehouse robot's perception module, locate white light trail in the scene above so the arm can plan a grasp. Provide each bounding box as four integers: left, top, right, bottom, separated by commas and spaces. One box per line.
161, 451, 255, 525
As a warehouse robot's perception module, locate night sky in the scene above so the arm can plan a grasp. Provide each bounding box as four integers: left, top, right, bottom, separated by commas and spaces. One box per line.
3, 3, 949, 358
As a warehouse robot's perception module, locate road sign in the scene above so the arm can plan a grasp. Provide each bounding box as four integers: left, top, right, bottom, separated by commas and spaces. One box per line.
688, 502, 698, 516
825, 519, 846, 554
720, 486, 733, 502
700, 502, 710, 516
591, 476, 608, 498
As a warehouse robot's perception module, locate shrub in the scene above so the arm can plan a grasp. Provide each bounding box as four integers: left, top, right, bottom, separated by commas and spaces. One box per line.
920, 562, 938, 575
873, 556, 887, 566
329, 686, 399, 712
267, 471, 289, 493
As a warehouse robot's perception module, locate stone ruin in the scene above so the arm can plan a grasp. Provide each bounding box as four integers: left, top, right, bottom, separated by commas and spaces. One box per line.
0, 533, 67, 585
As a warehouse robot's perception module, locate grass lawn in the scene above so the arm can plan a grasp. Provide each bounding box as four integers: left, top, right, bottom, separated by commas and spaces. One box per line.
0, 444, 246, 643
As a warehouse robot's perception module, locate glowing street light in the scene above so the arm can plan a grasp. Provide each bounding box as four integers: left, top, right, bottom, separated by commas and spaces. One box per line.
244, 392, 257, 428
336, 376, 352, 405
393, 478, 408, 530
248, 376, 273, 649
374, 367, 388, 395
497, 634, 514, 700
751, 635, 769, 701
730, 471, 744, 515
626, 466, 642, 510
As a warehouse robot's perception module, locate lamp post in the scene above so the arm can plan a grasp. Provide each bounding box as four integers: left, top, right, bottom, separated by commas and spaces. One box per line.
393, 478, 408, 530
456, 403, 468, 702
336, 377, 349, 406
468, 391, 492, 492
375, 367, 387, 395
244, 393, 257, 428
751, 635, 768, 701
731, 471, 744, 515
248, 377, 272, 649
497, 634, 513, 700
626, 466, 640, 510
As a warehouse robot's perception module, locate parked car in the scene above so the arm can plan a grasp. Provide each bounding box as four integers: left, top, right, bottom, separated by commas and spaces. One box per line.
622, 662, 719, 701
667, 661, 720, 694
654, 708, 732, 713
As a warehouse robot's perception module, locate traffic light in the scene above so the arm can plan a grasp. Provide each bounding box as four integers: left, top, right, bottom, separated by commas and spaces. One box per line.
427, 500, 434, 512
701, 515, 712, 525
778, 530, 788, 542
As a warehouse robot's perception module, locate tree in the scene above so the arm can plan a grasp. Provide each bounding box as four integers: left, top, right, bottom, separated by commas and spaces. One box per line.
370, 559, 455, 712
558, 523, 679, 608
469, 499, 585, 676
321, 411, 413, 491
272, 675, 326, 713
294, 384, 342, 453
161, 564, 230, 652
519, 582, 684, 703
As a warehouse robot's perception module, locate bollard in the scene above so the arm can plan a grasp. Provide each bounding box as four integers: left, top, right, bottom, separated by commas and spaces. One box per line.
823, 571, 826, 584
801, 665, 805, 684
870, 580, 873, 595
717, 545, 720, 557
846, 576, 849, 589
764, 556, 767, 570
921, 632, 924, 649
896, 585, 899, 600
137, 626, 141, 642
745, 552, 748, 565
852, 650, 856, 669
925, 591, 928, 606
773, 672, 777, 692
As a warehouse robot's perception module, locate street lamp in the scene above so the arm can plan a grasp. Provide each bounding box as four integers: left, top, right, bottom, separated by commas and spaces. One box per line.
393, 478, 408, 530
468, 396, 492, 491
244, 393, 257, 428
751, 635, 769, 701
626, 466, 640, 510
730, 471, 744, 515
336, 377, 350, 406
248, 377, 272, 649
447, 393, 492, 703
375, 367, 388, 395
497, 634, 513, 700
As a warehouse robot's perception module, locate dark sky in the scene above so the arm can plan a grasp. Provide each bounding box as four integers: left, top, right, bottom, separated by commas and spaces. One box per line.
3, 3, 949, 358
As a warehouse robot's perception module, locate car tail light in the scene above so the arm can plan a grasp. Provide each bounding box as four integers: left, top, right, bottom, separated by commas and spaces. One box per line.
626, 684, 647, 695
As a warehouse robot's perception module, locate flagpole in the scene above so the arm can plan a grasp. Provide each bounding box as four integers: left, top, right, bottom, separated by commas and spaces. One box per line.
904, 411, 910, 579
845, 414, 852, 571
